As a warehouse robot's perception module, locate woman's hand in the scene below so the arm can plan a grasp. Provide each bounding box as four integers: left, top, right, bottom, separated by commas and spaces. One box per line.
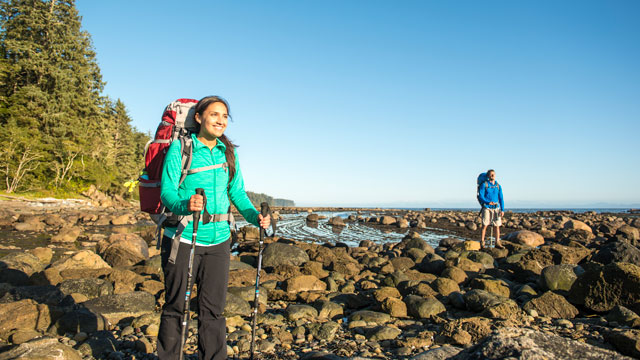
188, 194, 204, 212
258, 214, 271, 230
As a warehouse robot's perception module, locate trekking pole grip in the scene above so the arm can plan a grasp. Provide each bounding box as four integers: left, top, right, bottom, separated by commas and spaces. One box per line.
260, 202, 269, 217
193, 188, 204, 230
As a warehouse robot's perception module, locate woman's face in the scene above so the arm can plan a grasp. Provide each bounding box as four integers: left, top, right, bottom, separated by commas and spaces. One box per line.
195, 101, 228, 138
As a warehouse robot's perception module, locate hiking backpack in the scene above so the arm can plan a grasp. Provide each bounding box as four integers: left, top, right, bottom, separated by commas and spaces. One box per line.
138, 98, 233, 226
476, 172, 499, 207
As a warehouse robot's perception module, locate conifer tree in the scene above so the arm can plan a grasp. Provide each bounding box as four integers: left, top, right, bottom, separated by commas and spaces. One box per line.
0, 0, 148, 194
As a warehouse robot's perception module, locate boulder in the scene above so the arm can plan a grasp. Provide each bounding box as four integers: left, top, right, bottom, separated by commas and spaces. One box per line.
49, 250, 111, 272
224, 292, 251, 316
382, 297, 408, 317
50, 226, 83, 243
285, 274, 327, 293
0, 252, 45, 277
380, 216, 397, 225
262, 242, 309, 268
568, 262, 640, 312
504, 230, 545, 247
55, 307, 108, 334
441, 266, 468, 284
97, 233, 149, 267
313, 300, 343, 320
349, 310, 391, 324
482, 299, 525, 321
564, 219, 592, 233
540, 264, 584, 293
373, 287, 402, 302
592, 241, 640, 265
0, 299, 51, 338
467, 278, 510, 298
404, 295, 446, 319
430, 277, 460, 297
606, 329, 640, 358
607, 305, 640, 328
616, 225, 640, 243
523, 291, 579, 319
58, 278, 114, 300
308, 321, 340, 342
82, 291, 156, 325
0, 337, 82, 360
285, 304, 318, 321
462, 289, 505, 312
418, 253, 446, 275
451, 327, 632, 359
367, 325, 402, 341
390, 257, 415, 272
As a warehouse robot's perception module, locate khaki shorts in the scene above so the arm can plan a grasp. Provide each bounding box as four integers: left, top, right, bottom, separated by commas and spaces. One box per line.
481, 207, 502, 226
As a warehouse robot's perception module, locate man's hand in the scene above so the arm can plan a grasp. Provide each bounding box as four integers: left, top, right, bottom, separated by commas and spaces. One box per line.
188, 194, 204, 212
258, 214, 271, 230
500, 211, 504, 217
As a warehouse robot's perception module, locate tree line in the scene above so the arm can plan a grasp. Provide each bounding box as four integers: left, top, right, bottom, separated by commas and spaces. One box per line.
0, 0, 148, 195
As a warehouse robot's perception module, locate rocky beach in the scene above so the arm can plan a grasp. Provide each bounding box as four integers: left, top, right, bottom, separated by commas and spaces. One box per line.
1, 191, 639, 359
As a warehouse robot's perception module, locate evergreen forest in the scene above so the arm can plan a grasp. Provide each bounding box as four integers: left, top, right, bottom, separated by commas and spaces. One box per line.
0, 0, 294, 206
0, 0, 148, 196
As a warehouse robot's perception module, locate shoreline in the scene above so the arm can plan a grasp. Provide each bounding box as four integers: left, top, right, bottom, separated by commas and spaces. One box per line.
1, 199, 639, 359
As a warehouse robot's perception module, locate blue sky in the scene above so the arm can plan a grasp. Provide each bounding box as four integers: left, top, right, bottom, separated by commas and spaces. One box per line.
76, 0, 640, 208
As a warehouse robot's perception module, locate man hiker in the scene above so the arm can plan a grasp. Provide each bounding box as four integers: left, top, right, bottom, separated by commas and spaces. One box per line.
478, 169, 505, 249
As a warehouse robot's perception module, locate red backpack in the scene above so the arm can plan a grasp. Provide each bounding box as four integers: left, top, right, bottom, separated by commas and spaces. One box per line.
138, 98, 232, 225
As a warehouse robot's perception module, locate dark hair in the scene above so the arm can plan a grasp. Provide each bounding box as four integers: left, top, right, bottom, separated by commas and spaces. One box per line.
194, 95, 237, 182
487, 169, 495, 175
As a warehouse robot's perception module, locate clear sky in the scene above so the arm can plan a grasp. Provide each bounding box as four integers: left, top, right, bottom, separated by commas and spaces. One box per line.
76, 0, 640, 208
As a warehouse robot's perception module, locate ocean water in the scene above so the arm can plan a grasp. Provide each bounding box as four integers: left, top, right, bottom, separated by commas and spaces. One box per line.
237, 211, 462, 248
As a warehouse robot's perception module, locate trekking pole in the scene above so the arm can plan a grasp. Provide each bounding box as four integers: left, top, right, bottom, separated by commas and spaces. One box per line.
179, 188, 204, 360
490, 226, 494, 248
250, 202, 270, 360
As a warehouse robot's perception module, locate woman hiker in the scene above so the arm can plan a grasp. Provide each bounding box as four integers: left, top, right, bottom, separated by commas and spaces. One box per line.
157, 95, 271, 359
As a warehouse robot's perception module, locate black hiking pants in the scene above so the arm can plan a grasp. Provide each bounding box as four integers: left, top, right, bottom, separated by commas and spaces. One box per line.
157, 236, 230, 360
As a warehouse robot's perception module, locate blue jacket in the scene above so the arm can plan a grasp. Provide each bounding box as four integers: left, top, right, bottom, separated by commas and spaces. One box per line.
479, 181, 504, 211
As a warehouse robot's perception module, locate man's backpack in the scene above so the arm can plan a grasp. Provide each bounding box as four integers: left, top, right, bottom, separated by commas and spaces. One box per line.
138, 98, 233, 225
476, 172, 499, 207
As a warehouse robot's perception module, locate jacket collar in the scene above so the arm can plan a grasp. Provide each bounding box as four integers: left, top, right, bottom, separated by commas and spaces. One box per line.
191, 133, 226, 152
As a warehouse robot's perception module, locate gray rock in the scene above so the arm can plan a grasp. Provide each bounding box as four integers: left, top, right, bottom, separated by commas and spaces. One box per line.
540, 264, 584, 293
462, 289, 504, 312
96, 233, 149, 267
411, 345, 462, 359
451, 327, 632, 359
285, 304, 318, 321
348, 310, 391, 325
459, 251, 495, 269
592, 241, 640, 265
0, 285, 65, 306
366, 325, 402, 341
82, 291, 156, 325
314, 300, 344, 320
523, 291, 579, 319
568, 262, 640, 312
224, 291, 251, 316
404, 295, 446, 318
308, 321, 340, 341
0, 337, 82, 360
262, 242, 309, 268
58, 278, 114, 300
56, 307, 108, 334
418, 253, 446, 275
76, 331, 118, 358
607, 305, 640, 328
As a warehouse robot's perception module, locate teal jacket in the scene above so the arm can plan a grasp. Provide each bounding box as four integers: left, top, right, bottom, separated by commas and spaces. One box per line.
161, 133, 259, 245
